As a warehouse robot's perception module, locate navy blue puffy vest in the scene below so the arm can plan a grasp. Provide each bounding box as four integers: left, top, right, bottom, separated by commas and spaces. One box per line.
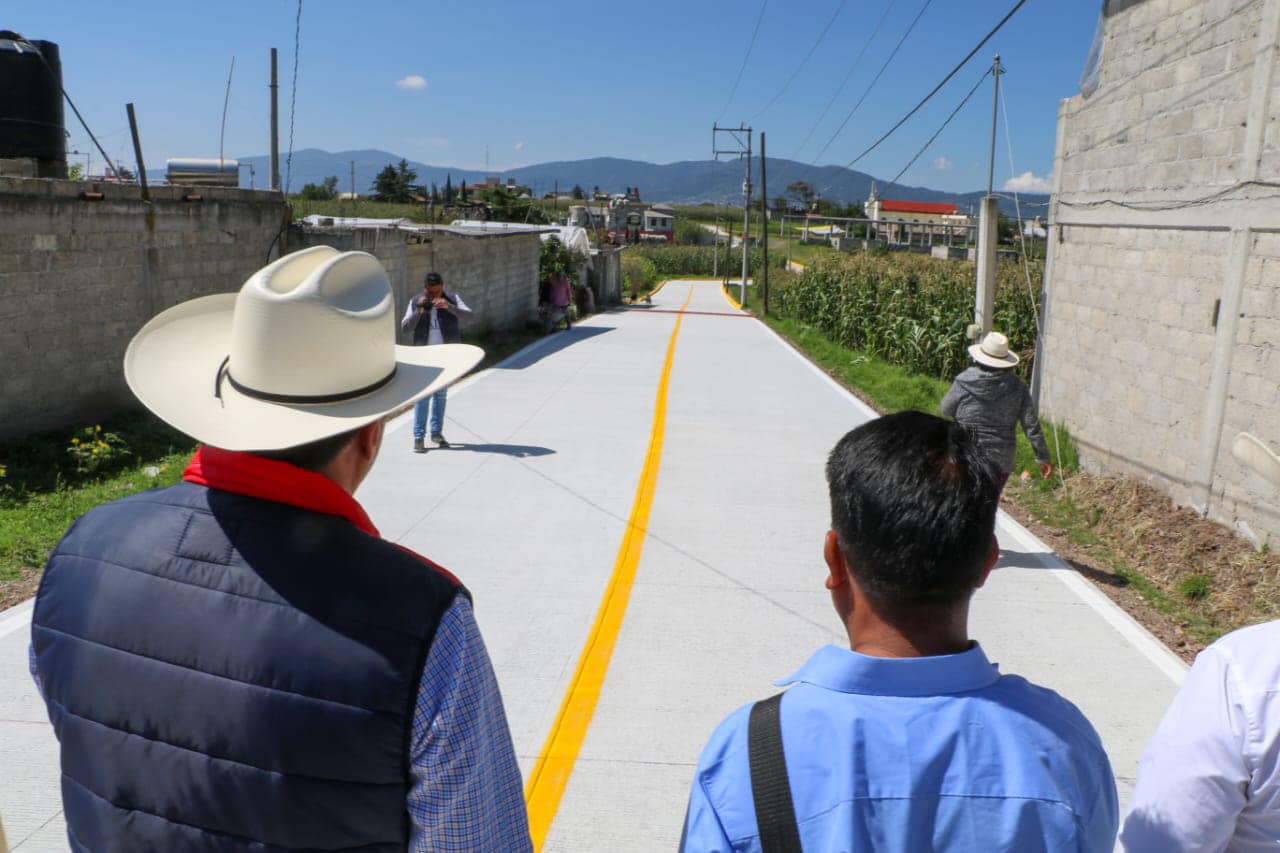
412, 291, 462, 345
32, 481, 463, 851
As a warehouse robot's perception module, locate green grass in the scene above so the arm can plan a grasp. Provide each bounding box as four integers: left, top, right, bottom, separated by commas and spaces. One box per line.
0, 414, 195, 587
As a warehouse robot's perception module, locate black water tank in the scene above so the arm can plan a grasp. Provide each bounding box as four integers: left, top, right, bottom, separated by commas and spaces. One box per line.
0, 31, 66, 178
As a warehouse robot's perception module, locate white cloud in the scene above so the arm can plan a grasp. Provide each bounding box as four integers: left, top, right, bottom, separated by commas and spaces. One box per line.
395, 75, 428, 90
932, 156, 954, 171
513, 141, 525, 151
1003, 171, 1052, 193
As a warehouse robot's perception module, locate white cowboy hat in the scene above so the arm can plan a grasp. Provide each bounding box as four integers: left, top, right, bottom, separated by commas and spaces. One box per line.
124, 246, 482, 451
968, 331, 1019, 369
1233, 432, 1280, 487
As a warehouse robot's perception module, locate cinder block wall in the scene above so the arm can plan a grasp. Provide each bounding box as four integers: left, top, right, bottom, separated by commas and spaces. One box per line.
292, 226, 540, 339
1042, 0, 1280, 544
0, 177, 286, 444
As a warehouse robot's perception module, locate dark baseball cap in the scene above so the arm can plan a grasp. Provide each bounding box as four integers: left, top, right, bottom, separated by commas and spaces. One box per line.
424, 272, 443, 285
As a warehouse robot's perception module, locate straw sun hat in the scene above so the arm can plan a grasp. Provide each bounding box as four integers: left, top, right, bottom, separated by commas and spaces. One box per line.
124, 246, 482, 451
968, 331, 1019, 369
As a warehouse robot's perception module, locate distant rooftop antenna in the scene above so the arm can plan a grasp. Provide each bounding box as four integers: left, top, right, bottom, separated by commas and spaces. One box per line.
219, 56, 235, 168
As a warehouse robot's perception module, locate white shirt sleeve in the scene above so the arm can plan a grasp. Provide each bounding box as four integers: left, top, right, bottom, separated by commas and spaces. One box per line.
402, 297, 421, 331
1121, 645, 1251, 852
449, 293, 474, 318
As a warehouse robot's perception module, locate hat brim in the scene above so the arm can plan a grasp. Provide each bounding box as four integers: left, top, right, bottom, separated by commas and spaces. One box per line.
124, 294, 483, 451
968, 343, 1019, 368
1233, 432, 1280, 487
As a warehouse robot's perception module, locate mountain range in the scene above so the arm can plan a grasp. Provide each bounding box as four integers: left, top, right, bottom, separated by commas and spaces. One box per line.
152, 148, 1047, 216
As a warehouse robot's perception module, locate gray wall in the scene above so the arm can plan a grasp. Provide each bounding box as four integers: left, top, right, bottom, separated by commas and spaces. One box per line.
291, 225, 541, 340
0, 177, 286, 444
1042, 0, 1280, 544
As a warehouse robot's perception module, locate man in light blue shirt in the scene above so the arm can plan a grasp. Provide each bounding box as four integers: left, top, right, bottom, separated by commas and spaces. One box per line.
681, 411, 1118, 852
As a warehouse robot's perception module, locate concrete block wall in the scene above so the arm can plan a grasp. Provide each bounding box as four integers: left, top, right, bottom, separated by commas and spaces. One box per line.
0, 177, 286, 444
1042, 0, 1280, 544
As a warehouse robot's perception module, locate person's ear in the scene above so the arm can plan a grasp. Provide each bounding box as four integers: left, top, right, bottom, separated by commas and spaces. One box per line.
824, 530, 849, 590
353, 419, 384, 465
975, 535, 998, 589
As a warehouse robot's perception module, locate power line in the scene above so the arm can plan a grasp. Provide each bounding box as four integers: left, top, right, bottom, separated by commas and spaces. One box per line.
811, 0, 933, 166
791, 0, 898, 159
716, 0, 769, 124
284, 0, 302, 194
845, 0, 1028, 169
880, 66, 991, 197
748, 0, 847, 123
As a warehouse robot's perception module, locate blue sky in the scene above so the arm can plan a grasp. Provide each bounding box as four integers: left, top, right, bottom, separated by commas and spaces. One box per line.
8, 1, 1100, 195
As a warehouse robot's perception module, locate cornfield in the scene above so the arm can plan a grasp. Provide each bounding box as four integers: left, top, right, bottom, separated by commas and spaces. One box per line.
629, 244, 784, 278
774, 252, 1043, 380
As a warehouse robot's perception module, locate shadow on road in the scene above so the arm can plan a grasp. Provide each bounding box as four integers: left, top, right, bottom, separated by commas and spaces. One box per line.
994, 548, 1131, 589
496, 326, 614, 371
431, 442, 553, 458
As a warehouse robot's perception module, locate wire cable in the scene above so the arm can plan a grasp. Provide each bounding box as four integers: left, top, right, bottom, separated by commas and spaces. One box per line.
285, 0, 302, 194
716, 0, 769, 124
880, 66, 990, 197
845, 0, 1027, 168
998, 77, 1067, 488
811, 0, 933, 167
791, 0, 897, 159
748, 0, 847, 122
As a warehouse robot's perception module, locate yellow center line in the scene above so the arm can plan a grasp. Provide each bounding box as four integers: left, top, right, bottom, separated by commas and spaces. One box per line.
524, 283, 696, 849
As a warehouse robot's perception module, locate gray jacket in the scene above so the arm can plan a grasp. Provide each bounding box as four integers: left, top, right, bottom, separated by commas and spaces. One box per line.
941, 366, 1051, 474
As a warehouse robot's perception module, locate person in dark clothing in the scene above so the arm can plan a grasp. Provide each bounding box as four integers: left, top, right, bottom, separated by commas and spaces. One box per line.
941, 331, 1052, 489
30, 246, 531, 851
401, 271, 474, 451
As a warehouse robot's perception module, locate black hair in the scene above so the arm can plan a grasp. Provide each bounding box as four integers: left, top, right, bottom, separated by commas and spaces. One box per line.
254, 427, 360, 472
825, 411, 999, 606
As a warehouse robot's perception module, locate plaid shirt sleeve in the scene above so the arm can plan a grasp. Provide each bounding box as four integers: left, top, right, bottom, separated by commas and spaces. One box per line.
409, 595, 532, 852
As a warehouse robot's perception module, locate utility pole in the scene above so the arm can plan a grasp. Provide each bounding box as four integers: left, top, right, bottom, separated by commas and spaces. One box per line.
975, 55, 1003, 336
269, 48, 280, 191
759, 132, 769, 316
713, 123, 752, 306
126, 103, 149, 203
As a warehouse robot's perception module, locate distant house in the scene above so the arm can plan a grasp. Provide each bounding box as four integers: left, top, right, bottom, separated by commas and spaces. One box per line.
643, 204, 674, 242
865, 182, 971, 245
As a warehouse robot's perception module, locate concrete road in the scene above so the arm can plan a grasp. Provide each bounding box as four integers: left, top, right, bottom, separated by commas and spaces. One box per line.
0, 279, 1184, 851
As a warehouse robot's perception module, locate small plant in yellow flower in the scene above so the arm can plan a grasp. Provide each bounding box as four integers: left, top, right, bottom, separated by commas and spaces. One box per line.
67, 425, 127, 475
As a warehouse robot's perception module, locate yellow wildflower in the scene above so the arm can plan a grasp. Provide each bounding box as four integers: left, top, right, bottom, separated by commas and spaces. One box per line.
95, 425, 102, 432
71, 438, 79, 445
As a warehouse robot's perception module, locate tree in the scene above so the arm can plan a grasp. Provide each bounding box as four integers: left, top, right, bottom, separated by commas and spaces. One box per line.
115, 165, 136, 181
370, 159, 418, 202
571, 184, 585, 200
771, 195, 788, 212
430, 182, 440, 204
298, 175, 339, 200
460, 181, 469, 203
66, 162, 84, 181
444, 174, 454, 204
787, 180, 816, 209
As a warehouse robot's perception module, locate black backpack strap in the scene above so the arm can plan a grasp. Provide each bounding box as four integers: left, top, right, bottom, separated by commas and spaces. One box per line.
748, 692, 803, 852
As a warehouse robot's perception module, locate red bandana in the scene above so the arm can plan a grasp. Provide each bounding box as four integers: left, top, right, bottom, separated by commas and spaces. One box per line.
183, 446, 379, 537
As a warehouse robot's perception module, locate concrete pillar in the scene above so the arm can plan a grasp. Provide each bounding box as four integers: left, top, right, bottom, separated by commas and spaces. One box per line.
975, 195, 1000, 333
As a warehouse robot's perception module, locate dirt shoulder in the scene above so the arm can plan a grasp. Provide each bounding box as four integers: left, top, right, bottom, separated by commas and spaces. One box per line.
1002, 472, 1280, 663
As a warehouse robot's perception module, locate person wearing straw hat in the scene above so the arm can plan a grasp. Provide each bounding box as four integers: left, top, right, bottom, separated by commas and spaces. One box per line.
1122, 433, 1280, 852
28, 247, 532, 851
941, 330, 1052, 490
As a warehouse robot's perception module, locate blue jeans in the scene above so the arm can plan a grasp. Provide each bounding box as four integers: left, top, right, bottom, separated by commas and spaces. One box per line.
412, 387, 447, 439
